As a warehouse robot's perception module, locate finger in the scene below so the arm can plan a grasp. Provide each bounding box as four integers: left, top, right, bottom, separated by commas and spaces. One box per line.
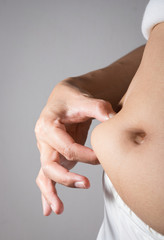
37, 143, 59, 215
80, 98, 116, 122
39, 123, 99, 164
39, 143, 90, 188
41, 194, 52, 216
43, 161, 90, 188
36, 169, 64, 215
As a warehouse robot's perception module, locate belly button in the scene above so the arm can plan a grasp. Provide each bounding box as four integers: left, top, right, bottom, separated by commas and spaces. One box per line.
134, 132, 146, 145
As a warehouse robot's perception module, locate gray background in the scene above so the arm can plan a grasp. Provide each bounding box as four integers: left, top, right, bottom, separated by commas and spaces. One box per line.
0, 0, 147, 239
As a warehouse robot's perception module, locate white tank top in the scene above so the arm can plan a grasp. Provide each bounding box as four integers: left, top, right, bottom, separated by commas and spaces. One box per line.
96, 172, 164, 240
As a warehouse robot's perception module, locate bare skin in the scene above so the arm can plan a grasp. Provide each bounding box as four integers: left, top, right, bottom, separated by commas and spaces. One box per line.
34, 46, 144, 215
91, 22, 164, 235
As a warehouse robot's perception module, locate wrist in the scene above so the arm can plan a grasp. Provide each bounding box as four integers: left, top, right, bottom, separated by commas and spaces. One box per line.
60, 77, 94, 98
60, 45, 144, 111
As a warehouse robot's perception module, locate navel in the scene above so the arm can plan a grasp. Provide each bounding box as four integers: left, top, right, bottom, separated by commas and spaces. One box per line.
133, 131, 146, 145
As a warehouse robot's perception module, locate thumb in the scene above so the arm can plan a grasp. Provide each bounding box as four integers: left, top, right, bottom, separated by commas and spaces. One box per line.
81, 98, 116, 122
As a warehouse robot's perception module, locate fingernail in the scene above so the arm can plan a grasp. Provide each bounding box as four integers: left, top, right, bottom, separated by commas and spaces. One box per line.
105, 116, 110, 120
51, 204, 57, 213
109, 113, 115, 119
74, 181, 85, 188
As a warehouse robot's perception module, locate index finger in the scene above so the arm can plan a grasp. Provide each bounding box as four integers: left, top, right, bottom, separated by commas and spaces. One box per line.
39, 120, 99, 164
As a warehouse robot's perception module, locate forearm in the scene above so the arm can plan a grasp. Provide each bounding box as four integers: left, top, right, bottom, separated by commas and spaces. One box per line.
64, 45, 145, 111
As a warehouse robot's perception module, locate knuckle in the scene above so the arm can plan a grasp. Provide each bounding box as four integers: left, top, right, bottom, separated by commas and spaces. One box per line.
96, 99, 112, 113
34, 117, 51, 137
62, 175, 69, 186
63, 146, 75, 161
42, 163, 49, 175
34, 120, 41, 135
35, 175, 40, 186
96, 99, 106, 110
63, 172, 71, 187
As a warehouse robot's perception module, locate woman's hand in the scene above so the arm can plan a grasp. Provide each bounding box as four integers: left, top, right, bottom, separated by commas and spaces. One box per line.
34, 79, 115, 216
34, 45, 145, 216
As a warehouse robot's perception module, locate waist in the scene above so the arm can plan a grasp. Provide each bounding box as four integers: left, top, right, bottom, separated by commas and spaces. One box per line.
101, 172, 164, 240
